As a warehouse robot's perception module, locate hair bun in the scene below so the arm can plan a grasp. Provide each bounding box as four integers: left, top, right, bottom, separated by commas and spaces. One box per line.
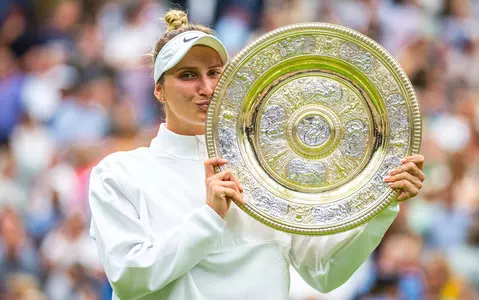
164, 9, 189, 32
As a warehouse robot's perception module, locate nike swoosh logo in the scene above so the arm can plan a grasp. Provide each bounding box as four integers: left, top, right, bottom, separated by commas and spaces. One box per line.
184, 36, 199, 43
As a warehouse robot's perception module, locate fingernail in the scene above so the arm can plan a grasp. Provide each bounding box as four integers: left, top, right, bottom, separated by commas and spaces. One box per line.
400, 158, 407, 163
387, 182, 394, 186
383, 176, 390, 181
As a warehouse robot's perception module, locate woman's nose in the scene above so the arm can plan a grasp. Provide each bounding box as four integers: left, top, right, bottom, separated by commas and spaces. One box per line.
198, 76, 216, 98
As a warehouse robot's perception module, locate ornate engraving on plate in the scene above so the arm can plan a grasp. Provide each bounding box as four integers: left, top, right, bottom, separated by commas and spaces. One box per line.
260, 105, 287, 140
302, 78, 342, 103
218, 128, 240, 163
312, 202, 351, 224
252, 188, 289, 217
206, 23, 421, 235
340, 120, 369, 158
236, 67, 256, 86
277, 36, 317, 57
371, 66, 399, 95
297, 115, 331, 146
386, 94, 410, 157
316, 36, 341, 55
339, 42, 374, 73
288, 203, 314, 224
255, 74, 372, 192
287, 159, 326, 185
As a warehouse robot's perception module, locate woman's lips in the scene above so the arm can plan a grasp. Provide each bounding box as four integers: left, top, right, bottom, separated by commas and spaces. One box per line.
196, 100, 209, 111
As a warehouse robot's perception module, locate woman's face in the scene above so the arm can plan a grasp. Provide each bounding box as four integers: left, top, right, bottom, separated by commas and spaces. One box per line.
155, 45, 223, 135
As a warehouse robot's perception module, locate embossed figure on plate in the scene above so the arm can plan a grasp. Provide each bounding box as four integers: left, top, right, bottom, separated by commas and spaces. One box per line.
312, 203, 351, 223
297, 115, 331, 146
387, 94, 409, 133
341, 120, 368, 157
301, 78, 342, 103
260, 105, 287, 140
219, 128, 239, 162
252, 189, 289, 217
287, 159, 326, 185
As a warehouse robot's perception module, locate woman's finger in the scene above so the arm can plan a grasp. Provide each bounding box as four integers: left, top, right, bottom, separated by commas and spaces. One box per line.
384, 171, 423, 190
214, 180, 241, 192
400, 154, 424, 170
388, 179, 419, 201
226, 171, 244, 193
221, 187, 246, 205
212, 169, 243, 192
389, 161, 425, 182
204, 157, 228, 178
211, 168, 234, 181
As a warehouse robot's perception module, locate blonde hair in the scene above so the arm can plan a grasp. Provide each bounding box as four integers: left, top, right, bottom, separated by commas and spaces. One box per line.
164, 9, 189, 32
152, 9, 213, 84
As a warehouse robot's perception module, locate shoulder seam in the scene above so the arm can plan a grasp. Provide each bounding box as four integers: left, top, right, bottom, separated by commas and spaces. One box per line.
94, 166, 133, 204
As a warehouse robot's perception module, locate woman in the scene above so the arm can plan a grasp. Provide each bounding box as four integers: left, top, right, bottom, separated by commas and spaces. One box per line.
89, 10, 425, 300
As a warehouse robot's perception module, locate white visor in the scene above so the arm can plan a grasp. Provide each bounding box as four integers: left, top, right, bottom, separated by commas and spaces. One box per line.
153, 30, 228, 83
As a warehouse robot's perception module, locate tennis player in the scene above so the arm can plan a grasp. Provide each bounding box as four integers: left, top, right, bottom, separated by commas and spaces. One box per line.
89, 9, 425, 300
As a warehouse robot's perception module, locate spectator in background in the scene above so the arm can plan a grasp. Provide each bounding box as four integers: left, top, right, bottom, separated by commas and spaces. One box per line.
102, 99, 147, 155
49, 67, 109, 148
41, 0, 83, 55
214, 0, 265, 55
422, 253, 469, 300
9, 112, 55, 193
0, 5, 40, 59
441, 0, 479, 52
40, 211, 103, 300
447, 214, 479, 290
378, 0, 429, 55
0, 207, 40, 293
25, 151, 75, 244
4, 273, 47, 300
0, 147, 27, 212
0, 47, 24, 146
103, 0, 162, 126
19, 43, 63, 125
40, 211, 102, 300
358, 230, 425, 300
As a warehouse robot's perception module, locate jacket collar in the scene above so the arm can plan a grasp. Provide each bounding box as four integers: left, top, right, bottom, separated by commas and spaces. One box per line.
149, 123, 207, 160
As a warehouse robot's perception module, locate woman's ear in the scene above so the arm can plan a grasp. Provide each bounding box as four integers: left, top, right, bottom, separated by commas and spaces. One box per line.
154, 84, 166, 103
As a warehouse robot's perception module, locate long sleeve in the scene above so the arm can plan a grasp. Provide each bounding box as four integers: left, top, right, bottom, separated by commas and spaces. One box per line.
88, 166, 226, 299
289, 202, 399, 293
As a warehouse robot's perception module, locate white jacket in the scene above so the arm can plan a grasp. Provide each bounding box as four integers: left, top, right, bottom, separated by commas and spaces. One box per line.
89, 124, 398, 300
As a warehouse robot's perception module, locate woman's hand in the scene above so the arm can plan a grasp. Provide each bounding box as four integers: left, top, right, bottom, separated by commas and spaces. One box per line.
204, 157, 245, 218
384, 154, 425, 201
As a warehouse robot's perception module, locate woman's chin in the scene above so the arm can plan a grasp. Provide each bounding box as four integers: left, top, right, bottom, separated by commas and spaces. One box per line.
197, 111, 207, 122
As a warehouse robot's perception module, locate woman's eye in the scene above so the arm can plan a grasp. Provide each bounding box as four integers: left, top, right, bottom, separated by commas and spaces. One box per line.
209, 69, 222, 76
180, 72, 196, 80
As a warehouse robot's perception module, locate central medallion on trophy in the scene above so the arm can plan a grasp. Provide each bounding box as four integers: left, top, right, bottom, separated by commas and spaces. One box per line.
286, 104, 342, 159
297, 115, 331, 146
252, 72, 374, 193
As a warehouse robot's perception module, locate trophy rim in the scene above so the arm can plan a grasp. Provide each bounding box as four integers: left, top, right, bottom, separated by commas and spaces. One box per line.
205, 22, 422, 235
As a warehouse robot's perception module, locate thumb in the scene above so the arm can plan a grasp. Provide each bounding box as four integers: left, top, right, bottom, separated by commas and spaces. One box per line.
204, 157, 228, 178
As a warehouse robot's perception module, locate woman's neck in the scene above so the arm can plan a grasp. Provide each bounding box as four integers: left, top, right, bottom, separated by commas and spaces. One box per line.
165, 119, 205, 136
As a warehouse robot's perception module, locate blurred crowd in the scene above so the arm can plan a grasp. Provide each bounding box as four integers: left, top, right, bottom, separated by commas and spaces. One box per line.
0, 0, 478, 299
